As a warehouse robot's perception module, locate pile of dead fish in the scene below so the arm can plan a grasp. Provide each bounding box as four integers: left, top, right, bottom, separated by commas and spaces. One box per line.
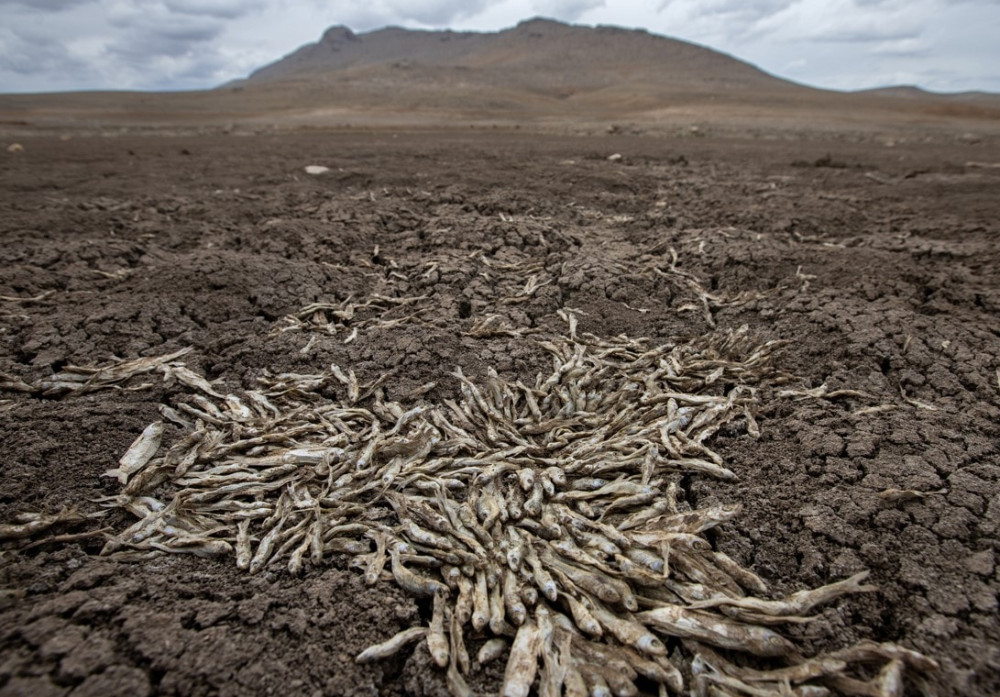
98, 322, 936, 697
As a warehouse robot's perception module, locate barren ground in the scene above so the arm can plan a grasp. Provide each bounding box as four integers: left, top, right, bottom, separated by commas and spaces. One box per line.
1, 129, 999, 696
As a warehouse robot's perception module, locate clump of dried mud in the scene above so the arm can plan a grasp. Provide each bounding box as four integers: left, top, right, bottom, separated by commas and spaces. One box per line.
1, 131, 999, 697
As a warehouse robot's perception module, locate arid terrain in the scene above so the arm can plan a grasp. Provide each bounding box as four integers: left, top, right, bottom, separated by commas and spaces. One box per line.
1, 125, 998, 697
2, 18, 1000, 697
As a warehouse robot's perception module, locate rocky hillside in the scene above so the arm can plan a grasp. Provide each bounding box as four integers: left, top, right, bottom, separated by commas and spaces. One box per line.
241, 18, 794, 97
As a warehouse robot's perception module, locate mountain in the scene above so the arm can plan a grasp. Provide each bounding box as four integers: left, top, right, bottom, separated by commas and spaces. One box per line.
241, 18, 789, 96
2, 18, 998, 132
860, 85, 1000, 108
206, 18, 832, 121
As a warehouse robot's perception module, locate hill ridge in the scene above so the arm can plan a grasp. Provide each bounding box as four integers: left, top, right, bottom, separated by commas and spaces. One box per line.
242, 17, 790, 95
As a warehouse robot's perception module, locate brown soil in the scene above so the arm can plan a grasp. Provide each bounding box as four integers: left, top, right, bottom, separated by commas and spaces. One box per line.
1, 129, 999, 697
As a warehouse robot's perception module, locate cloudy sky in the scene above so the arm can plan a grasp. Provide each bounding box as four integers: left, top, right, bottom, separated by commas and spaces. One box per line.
1, 0, 998, 94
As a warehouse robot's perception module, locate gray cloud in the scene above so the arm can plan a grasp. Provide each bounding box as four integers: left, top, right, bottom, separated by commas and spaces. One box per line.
375, 0, 494, 26
287, 0, 496, 31
869, 38, 932, 57
163, 0, 265, 20
108, 7, 220, 36
736, 0, 925, 45
0, 0, 246, 91
0, 0, 997, 94
104, 3, 227, 61
0, 30, 80, 76
0, 0, 91, 9
806, 24, 923, 43
662, 0, 792, 15
658, 0, 794, 25
533, 0, 606, 21
652, 0, 798, 47
106, 32, 219, 63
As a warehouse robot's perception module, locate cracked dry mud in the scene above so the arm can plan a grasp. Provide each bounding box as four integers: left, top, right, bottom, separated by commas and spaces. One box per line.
1, 130, 999, 696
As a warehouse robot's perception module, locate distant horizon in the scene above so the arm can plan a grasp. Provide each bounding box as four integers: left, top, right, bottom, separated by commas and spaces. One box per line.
1, 2, 999, 95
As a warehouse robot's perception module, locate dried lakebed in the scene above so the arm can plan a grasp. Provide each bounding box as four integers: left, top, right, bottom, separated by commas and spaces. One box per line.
1, 131, 998, 697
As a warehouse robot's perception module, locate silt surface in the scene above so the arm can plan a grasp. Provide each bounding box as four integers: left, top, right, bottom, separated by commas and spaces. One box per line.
1, 130, 999, 696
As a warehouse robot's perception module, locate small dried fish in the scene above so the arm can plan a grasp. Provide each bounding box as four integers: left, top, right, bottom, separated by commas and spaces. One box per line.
235, 520, 252, 570
638, 606, 794, 656
427, 591, 451, 668
0, 509, 87, 540
356, 626, 427, 663
162, 364, 226, 398
687, 572, 876, 616
504, 569, 527, 625
879, 488, 946, 504
477, 637, 508, 666
563, 592, 603, 637
102, 422, 164, 484
586, 598, 665, 656
472, 570, 490, 631
450, 607, 471, 677
391, 545, 450, 597
502, 618, 541, 697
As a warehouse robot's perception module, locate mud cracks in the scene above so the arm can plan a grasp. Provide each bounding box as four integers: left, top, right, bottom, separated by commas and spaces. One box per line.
1, 132, 999, 696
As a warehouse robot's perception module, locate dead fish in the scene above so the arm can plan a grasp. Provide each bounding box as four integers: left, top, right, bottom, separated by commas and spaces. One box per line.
162, 364, 225, 398
223, 394, 255, 422
477, 637, 508, 666
390, 546, 450, 597
504, 568, 527, 625
472, 570, 490, 631
149, 538, 232, 558
454, 573, 475, 627
517, 468, 536, 491
578, 666, 613, 697
826, 640, 939, 674
617, 499, 674, 530
879, 488, 946, 504
427, 591, 450, 668
874, 658, 905, 697
653, 504, 741, 534
563, 593, 603, 637
524, 543, 559, 601
694, 642, 844, 685
586, 598, 666, 656
356, 626, 427, 663
524, 482, 545, 518
0, 509, 86, 540
707, 550, 769, 594
564, 662, 589, 697
449, 608, 471, 680
103, 421, 163, 484
637, 606, 794, 656
542, 550, 622, 606
489, 571, 507, 634
687, 571, 876, 616
501, 619, 541, 697
235, 520, 252, 570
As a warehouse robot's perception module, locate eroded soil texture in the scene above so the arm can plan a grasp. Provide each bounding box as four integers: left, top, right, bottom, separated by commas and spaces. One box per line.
1, 130, 999, 696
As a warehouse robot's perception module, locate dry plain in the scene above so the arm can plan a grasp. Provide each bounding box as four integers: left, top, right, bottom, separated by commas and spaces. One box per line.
1, 32, 1000, 693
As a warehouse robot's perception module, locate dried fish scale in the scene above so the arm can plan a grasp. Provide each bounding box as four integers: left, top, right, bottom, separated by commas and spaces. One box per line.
99, 325, 937, 696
